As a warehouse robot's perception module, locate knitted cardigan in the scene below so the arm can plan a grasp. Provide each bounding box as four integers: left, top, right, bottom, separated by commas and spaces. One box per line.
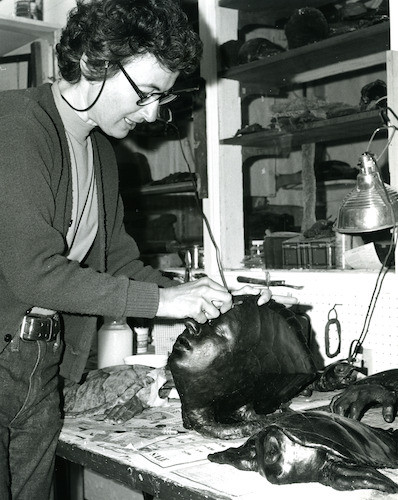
0, 83, 175, 381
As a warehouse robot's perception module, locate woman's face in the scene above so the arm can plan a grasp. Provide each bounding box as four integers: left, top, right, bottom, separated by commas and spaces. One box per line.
86, 53, 179, 138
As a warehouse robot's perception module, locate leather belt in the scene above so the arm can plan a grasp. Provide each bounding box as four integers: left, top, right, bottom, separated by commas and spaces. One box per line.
19, 313, 61, 342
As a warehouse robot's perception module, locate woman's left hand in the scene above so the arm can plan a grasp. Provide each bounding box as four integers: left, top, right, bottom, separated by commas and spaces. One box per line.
232, 285, 298, 307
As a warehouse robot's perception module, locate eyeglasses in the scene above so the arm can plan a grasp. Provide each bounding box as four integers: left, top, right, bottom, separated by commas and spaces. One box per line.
116, 61, 178, 106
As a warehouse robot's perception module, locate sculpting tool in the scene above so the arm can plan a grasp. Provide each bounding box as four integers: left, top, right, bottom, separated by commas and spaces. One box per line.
237, 276, 304, 289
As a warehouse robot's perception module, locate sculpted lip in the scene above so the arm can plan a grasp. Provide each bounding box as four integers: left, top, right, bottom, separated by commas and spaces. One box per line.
174, 335, 191, 351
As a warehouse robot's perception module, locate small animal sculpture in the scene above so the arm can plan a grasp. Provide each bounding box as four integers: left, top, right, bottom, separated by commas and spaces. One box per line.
208, 410, 398, 493
304, 359, 363, 395
168, 295, 318, 439
359, 79, 387, 111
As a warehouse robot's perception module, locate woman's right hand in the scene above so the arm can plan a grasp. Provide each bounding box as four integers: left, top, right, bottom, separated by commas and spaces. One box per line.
157, 277, 232, 324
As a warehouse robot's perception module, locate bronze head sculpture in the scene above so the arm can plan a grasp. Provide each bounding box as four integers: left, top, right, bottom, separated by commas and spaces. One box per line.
169, 295, 317, 439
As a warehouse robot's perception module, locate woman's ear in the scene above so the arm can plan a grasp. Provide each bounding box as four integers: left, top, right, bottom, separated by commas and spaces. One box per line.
80, 56, 109, 79
79, 54, 89, 77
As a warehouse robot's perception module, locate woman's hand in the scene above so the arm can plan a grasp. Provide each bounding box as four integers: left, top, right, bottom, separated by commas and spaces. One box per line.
157, 278, 298, 324
232, 285, 298, 307
231, 285, 271, 305
157, 277, 232, 324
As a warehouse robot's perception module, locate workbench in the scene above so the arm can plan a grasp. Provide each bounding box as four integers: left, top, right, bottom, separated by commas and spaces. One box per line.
56, 395, 398, 500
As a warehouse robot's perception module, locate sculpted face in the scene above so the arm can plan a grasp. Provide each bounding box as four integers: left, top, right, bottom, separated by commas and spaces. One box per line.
168, 295, 317, 439
171, 319, 236, 372
170, 298, 260, 374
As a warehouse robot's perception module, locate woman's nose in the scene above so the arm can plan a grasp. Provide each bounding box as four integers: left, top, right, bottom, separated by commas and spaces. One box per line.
140, 102, 159, 123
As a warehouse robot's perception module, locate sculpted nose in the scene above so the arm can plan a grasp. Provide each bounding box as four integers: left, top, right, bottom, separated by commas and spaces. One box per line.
185, 319, 202, 336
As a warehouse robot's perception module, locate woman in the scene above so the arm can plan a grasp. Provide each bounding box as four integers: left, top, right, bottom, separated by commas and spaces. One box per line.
0, 1, 270, 498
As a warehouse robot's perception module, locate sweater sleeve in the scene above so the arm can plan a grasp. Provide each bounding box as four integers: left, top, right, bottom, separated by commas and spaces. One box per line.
102, 191, 178, 317
0, 102, 175, 320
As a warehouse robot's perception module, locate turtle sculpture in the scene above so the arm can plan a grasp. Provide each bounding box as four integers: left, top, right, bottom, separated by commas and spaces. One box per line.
208, 410, 398, 493
62, 364, 167, 423
168, 295, 322, 439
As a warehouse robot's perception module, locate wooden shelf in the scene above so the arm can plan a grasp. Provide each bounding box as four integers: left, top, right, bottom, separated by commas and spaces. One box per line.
222, 22, 389, 89
0, 15, 61, 56
221, 110, 385, 151
219, 0, 335, 14
137, 181, 196, 195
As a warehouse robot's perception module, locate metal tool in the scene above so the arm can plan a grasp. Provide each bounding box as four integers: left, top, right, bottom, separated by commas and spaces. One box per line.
237, 276, 304, 290
184, 250, 192, 282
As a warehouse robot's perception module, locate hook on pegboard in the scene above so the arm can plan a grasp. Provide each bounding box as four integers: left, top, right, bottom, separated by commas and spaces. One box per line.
325, 304, 342, 358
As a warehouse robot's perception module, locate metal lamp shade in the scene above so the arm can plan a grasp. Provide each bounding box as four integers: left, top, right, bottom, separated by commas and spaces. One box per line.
336, 153, 398, 233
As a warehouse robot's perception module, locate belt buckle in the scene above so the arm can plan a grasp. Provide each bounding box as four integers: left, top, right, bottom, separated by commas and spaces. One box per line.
19, 314, 55, 342
19, 315, 31, 341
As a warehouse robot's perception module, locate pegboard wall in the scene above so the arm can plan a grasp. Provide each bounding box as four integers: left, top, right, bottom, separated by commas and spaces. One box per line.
152, 319, 185, 356
226, 270, 398, 375
151, 270, 398, 373
296, 288, 398, 374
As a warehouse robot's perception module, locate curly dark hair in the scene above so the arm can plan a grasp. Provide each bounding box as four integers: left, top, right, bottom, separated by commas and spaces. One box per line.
56, 0, 203, 83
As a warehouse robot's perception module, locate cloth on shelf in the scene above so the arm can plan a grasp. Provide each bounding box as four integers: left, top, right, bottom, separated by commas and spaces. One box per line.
270, 97, 359, 132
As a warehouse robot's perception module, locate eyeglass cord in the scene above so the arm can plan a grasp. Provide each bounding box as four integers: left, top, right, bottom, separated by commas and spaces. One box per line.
60, 62, 109, 113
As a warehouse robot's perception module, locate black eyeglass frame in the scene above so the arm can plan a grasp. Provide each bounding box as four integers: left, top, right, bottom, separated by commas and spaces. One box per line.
115, 61, 178, 106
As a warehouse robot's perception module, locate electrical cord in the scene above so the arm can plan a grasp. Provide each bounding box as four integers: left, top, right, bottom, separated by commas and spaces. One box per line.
349, 106, 398, 361
162, 116, 228, 289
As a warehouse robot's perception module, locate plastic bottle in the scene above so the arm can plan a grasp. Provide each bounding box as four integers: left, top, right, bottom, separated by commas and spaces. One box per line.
97, 317, 133, 369
135, 326, 149, 354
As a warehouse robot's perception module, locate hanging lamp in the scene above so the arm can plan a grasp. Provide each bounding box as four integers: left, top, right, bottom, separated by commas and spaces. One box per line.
336, 152, 398, 233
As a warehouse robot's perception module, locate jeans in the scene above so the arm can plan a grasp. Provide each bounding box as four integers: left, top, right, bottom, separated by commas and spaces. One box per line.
0, 334, 63, 500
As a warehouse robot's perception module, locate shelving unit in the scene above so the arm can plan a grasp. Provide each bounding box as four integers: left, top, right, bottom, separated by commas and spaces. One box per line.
138, 182, 196, 195
0, 15, 61, 87
221, 109, 385, 150
222, 22, 389, 89
198, 0, 397, 276
219, 0, 333, 14
0, 15, 60, 56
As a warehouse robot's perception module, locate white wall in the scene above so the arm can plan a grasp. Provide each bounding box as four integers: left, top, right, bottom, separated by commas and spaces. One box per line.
0, 0, 15, 17
44, 0, 76, 24
0, 0, 75, 21
225, 269, 398, 375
